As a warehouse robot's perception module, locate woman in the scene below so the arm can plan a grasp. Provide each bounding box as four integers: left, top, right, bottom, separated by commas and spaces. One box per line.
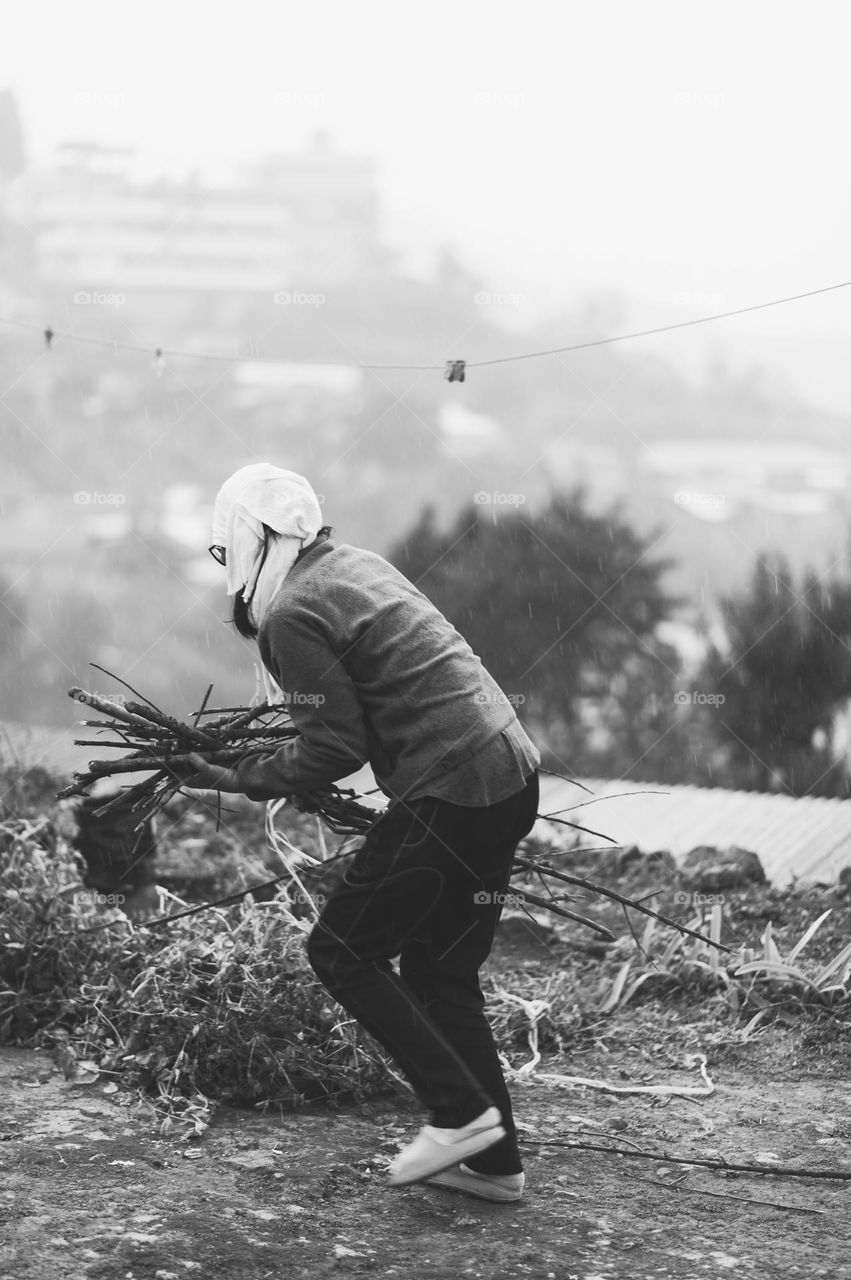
180, 462, 541, 1202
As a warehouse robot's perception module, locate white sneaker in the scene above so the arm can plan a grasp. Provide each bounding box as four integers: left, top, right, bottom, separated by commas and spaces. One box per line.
425, 1162, 525, 1202
387, 1106, 506, 1186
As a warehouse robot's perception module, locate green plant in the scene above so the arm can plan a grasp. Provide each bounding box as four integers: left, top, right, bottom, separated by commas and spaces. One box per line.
598, 901, 728, 1013
733, 912, 851, 1012
598, 901, 851, 1035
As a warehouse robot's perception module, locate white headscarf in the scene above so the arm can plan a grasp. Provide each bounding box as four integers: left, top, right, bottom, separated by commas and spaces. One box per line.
211, 462, 323, 628
211, 464, 328, 865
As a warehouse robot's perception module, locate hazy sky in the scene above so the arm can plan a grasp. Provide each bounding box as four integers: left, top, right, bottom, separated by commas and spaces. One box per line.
4, 0, 851, 413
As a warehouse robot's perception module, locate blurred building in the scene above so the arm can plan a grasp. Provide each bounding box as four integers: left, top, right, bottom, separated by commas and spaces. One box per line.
543, 434, 851, 605
0, 89, 34, 308
19, 132, 381, 325
232, 360, 364, 408
437, 402, 507, 459
641, 438, 849, 519
249, 131, 380, 283
547, 436, 849, 519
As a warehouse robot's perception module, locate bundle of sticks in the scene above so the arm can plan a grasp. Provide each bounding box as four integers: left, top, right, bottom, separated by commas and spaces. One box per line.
59, 674, 379, 836
59, 669, 732, 955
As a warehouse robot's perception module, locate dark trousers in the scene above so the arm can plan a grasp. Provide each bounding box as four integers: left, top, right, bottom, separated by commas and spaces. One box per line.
306, 770, 539, 1175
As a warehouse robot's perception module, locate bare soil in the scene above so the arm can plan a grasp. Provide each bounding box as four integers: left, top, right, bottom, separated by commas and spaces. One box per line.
4, 795, 850, 1278
2, 1009, 849, 1280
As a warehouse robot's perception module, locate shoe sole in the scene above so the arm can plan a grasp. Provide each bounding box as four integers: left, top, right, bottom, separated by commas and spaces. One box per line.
387, 1123, 506, 1186
425, 1168, 524, 1202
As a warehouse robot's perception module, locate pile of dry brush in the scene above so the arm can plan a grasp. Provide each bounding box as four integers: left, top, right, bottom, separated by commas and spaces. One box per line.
0, 807, 405, 1131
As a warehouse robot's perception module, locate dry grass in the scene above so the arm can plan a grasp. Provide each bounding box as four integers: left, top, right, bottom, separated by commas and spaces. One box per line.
0, 782, 406, 1132
4, 749, 849, 1140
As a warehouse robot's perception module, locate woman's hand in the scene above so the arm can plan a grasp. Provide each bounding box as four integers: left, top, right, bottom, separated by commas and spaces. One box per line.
166, 752, 244, 793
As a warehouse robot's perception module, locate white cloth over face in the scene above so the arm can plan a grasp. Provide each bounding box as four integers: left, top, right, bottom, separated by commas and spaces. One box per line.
211, 462, 323, 629
211, 464, 324, 817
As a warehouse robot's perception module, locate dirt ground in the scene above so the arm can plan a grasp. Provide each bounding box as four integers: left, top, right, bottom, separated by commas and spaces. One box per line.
4, 802, 850, 1279
2, 1011, 849, 1280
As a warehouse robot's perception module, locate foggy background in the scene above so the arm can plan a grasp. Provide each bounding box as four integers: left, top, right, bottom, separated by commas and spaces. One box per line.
3, 0, 851, 794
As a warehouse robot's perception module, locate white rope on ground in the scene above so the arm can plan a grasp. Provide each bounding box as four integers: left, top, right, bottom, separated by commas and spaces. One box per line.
528, 1052, 714, 1098
492, 985, 553, 1077
494, 984, 716, 1098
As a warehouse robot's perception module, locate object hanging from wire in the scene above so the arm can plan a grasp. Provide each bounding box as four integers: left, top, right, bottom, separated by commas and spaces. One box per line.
9, 277, 851, 377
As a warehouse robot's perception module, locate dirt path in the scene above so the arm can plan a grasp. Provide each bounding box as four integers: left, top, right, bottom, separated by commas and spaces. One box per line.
2, 1032, 849, 1280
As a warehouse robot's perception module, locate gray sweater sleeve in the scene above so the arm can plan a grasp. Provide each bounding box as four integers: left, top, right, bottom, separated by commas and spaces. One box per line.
233, 609, 370, 800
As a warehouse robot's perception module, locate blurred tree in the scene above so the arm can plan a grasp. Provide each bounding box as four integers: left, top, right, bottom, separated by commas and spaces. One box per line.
698, 554, 851, 796
389, 487, 686, 776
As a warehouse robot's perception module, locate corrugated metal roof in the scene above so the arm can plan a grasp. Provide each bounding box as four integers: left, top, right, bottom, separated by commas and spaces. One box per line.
536, 774, 851, 887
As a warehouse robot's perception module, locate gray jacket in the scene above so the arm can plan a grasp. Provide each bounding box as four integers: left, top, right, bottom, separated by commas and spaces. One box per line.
234, 538, 540, 805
